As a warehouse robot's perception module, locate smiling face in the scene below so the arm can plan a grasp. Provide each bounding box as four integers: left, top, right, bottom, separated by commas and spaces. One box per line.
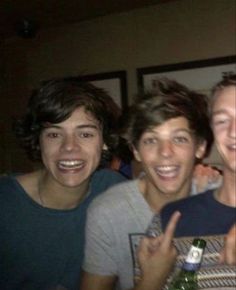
39, 106, 106, 189
133, 117, 206, 199
211, 85, 236, 174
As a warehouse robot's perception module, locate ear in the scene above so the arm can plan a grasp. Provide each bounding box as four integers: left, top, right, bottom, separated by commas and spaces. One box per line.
103, 143, 108, 150
195, 140, 207, 159
132, 145, 142, 162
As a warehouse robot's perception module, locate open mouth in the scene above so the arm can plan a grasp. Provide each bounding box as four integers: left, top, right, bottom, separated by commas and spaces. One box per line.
155, 165, 179, 178
58, 160, 85, 170
227, 143, 236, 150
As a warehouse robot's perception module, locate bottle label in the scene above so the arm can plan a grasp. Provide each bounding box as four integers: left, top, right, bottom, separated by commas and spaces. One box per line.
183, 245, 203, 271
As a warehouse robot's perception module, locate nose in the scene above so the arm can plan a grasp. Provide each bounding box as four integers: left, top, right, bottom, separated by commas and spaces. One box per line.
62, 134, 80, 152
158, 139, 173, 158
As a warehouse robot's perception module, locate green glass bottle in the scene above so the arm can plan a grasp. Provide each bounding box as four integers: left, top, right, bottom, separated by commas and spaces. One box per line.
168, 238, 206, 290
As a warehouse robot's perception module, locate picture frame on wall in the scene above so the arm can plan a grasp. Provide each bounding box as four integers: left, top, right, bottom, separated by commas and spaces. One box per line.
137, 55, 236, 96
78, 70, 128, 109
136, 55, 236, 166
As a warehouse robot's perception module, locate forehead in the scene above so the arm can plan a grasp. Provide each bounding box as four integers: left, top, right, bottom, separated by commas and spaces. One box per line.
46, 106, 100, 128
65, 106, 100, 125
143, 116, 191, 134
69, 106, 97, 121
213, 85, 236, 111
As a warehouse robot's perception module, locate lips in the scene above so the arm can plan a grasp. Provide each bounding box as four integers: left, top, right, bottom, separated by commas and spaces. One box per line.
57, 160, 85, 170
227, 143, 236, 150
155, 165, 179, 178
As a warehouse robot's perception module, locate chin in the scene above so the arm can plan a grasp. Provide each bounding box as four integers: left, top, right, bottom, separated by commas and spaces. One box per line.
59, 175, 87, 187
160, 188, 180, 197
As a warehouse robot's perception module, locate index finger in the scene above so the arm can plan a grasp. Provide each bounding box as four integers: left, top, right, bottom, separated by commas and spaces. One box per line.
162, 211, 181, 245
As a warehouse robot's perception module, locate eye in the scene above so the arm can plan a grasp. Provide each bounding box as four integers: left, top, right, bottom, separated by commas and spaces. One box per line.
212, 114, 230, 128
213, 118, 229, 127
173, 136, 190, 144
143, 137, 157, 145
79, 132, 94, 138
46, 132, 60, 138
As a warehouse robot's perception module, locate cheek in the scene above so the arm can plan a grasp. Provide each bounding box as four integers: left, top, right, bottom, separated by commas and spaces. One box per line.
213, 129, 225, 147
214, 137, 225, 153
39, 139, 47, 157
212, 123, 229, 136
138, 148, 157, 163
86, 141, 104, 157
40, 139, 58, 160
40, 146, 52, 165
178, 146, 198, 163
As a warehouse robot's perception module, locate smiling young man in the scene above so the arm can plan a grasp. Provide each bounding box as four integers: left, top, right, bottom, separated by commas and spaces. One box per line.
0, 78, 126, 290
80, 78, 214, 290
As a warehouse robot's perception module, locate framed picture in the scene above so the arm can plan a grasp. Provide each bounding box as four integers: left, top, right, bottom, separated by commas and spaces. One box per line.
137, 55, 236, 96
137, 55, 236, 166
78, 70, 127, 109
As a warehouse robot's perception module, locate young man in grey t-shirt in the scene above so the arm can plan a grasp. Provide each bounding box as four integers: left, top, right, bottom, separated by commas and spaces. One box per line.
81, 78, 214, 290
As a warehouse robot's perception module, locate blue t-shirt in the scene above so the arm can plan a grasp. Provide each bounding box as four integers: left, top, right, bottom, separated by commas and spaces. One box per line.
161, 190, 236, 237
0, 169, 126, 290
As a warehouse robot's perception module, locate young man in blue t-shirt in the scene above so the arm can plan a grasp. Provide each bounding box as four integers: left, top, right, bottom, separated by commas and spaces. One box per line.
0, 78, 126, 290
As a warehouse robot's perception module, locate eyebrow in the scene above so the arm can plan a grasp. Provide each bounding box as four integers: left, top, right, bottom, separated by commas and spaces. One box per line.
44, 124, 100, 130
77, 124, 99, 130
145, 128, 192, 134
212, 109, 229, 116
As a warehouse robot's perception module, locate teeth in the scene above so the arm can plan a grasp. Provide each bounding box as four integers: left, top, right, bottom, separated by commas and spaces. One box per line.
156, 166, 178, 172
155, 166, 178, 177
58, 160, 84, 168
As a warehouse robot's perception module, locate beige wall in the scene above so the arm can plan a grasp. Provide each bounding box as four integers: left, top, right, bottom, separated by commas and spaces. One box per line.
1, 0, 236, 172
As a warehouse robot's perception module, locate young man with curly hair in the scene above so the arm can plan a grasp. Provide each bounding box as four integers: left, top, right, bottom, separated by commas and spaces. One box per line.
0, 78, 126, 290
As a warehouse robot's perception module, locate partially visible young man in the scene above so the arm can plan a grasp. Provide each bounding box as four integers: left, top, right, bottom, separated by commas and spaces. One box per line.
0, 78, 126, 290
160, 74, 236, 288
80, 78, 214, 290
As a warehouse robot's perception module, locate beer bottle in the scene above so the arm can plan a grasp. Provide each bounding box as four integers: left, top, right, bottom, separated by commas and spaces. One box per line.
168, 238, 206, 290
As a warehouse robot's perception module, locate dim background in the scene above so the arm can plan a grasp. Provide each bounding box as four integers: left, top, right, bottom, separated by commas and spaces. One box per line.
0, 0, 235, 173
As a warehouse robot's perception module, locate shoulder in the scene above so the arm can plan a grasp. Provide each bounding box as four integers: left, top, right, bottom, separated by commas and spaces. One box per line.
91, 168, 127, 191
88, 179, 138, 215
0, 174, 24, 205
162, 189, 214, 215
0, 172, 39, 199
161, 190, 214, 226
88, 168, 127, 199
0, 175, 17, 190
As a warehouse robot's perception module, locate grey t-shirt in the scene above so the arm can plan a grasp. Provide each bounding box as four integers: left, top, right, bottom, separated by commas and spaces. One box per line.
83, 180, 154, 290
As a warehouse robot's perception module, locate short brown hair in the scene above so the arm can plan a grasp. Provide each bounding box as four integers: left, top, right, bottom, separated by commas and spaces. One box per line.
122, 78, 213, 158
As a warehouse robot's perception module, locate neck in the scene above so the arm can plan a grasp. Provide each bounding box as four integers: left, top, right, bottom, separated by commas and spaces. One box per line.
139, 176, 191, 213
37, 170, 90, 210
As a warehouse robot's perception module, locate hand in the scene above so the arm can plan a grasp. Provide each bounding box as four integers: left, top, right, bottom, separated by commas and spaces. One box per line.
136, 211, 181, 290
219, 224, 236, 265
193, 163, 222, 193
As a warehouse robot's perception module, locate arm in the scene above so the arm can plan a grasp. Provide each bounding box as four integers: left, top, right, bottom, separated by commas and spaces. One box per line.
219, 224, 236, 265
131, 211, 181, 290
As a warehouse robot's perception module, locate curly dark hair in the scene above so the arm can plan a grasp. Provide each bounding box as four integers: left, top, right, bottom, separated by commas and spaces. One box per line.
13, 77, 121, 165
122, 78, 214, 159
